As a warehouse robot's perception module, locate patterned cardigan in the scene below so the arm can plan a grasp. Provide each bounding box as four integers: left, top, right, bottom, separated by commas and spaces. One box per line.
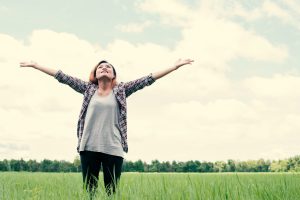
54, 70, 156, 153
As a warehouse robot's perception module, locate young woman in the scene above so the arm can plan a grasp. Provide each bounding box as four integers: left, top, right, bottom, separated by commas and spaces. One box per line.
19, 58, 194, 195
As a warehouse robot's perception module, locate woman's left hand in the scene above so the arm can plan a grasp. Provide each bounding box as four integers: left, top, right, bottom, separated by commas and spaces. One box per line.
174, 59, 194, 69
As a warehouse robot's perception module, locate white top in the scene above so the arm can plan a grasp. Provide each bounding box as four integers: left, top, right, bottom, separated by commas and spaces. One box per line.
79, 90, 123, 158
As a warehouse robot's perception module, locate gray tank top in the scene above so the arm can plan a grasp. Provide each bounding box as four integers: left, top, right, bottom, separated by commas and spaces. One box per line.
79, 90, 124, 158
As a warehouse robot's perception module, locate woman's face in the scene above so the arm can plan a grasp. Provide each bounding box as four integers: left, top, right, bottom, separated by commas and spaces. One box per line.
95, 62, 115, 80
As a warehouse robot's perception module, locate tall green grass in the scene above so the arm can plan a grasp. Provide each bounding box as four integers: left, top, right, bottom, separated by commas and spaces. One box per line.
0, 172, 299, 199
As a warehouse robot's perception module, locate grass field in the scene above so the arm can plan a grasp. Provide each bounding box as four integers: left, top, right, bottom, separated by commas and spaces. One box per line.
0, 172, 299, 200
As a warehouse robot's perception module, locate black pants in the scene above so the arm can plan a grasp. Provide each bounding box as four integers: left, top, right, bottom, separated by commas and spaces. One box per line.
80, 151, 123, 195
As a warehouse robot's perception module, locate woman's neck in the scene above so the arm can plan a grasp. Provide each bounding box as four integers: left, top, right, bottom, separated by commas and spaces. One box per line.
97, 78, 113, 94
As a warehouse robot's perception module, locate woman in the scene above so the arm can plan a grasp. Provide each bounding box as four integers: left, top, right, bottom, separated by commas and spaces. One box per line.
19, 58, 194, 195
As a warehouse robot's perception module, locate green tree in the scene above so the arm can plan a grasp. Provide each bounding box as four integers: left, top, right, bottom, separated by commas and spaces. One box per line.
73, 156, 81, 172
40, 159, 52, 172
270, 160, 288, 172
135, 160, 144, 172
214, 161, 226, 172
27, 160, 39, 172
199, 161, 214, 172
0, 160, 8, 171
10, 159, 21, 171
226, 159, 236, 172
184, 161, 199, 172
256, 159, 271, 172
172, 161, 178, 172
149, 160, 160, 172
59, 160, 76, 172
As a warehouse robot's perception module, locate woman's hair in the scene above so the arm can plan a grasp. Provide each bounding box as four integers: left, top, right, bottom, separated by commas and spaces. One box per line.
89, 60, 117, 86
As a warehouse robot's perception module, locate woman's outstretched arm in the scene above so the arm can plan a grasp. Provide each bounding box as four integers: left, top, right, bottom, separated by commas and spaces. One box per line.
152, 58, 194, 80
123, 58, 194, 97
19, 61, 89, 94
20, 61, 58, 76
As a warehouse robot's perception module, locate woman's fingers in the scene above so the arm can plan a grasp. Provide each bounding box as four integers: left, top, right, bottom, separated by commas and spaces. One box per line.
20, 62, 26, 67
174, 58, 193, 69
19, 61, 36, 67
179, 59, 194, 66
184, 59, 194, 64
20, 62, 29, 67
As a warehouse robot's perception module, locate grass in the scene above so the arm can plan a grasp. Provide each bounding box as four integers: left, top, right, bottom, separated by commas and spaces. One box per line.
0, 172, 300, 199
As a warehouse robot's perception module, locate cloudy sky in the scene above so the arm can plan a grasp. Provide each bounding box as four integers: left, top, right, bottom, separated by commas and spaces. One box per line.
1, 0, 300, 163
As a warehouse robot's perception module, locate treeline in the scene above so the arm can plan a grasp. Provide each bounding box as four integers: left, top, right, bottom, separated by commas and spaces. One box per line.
0, 155, 300, 173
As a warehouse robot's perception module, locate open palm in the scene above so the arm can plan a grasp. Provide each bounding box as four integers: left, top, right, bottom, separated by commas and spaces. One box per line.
20, 61, 37, 68
174, 59, 194, 69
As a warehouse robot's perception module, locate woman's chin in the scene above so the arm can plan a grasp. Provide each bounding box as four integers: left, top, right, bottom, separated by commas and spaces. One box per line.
97, 75, 113, 80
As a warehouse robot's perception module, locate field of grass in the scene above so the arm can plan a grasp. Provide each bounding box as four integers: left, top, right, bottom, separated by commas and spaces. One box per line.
0, 172, 300, 199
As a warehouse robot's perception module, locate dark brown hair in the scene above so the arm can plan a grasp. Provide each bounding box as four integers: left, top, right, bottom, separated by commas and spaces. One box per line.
89, 60, 117, 86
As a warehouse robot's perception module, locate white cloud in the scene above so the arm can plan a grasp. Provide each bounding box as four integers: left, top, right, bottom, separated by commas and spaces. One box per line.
137, 0, 194, 27
0, 5, 9, 12
262, 1, 293, 22
228, 4, 262, 21
136, 0, 288, 71
225, 0, 300, 30
115, 21, 153, 33
128, 96, 300, 162
283, 0, 300, 15
174, 16, 288, 69
0, 34, 25, 62
244, 74, 300, 99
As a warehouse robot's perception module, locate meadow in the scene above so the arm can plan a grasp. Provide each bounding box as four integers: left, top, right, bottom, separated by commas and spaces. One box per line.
0, 172, 299, 200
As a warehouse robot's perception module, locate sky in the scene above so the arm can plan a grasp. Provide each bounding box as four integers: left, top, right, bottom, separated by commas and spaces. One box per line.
1, 0, 300, 163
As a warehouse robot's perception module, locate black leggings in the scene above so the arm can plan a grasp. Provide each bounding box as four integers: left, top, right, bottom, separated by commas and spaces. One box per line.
80, 151, 123, 195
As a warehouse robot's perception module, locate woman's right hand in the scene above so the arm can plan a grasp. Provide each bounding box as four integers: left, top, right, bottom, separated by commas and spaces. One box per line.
20, 61, 38, 68
19, 61, 58, 77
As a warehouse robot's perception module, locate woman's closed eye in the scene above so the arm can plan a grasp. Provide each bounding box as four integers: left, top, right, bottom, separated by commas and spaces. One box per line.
98, 65, 111, 69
